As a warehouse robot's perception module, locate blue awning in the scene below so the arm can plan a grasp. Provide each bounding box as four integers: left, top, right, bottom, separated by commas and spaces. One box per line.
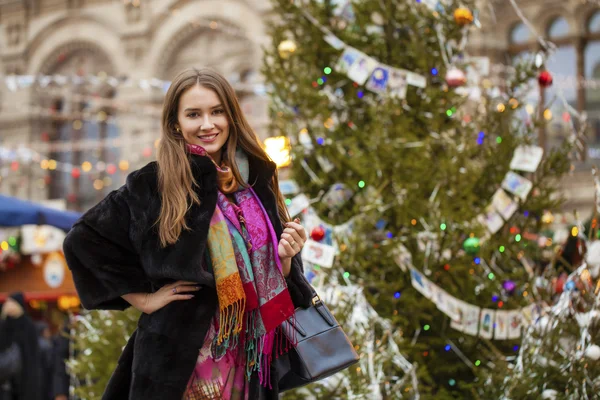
0, 195, 81, 231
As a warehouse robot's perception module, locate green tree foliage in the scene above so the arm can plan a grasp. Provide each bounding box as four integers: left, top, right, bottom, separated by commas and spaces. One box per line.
68, 309, 139, 400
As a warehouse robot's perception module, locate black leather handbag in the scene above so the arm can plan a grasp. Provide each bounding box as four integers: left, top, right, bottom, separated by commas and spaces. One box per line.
275, 294, 360, 392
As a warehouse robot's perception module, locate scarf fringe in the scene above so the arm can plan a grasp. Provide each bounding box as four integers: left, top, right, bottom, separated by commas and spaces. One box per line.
216, 299, 246, 346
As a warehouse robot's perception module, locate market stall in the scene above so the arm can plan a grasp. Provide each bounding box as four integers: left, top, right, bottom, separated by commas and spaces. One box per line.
0, 195, 82, 324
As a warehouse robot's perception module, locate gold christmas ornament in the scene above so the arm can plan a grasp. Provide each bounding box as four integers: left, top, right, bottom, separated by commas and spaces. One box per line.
453, 8, 474, 26
541, 210, 555, 224
277, 39, 297, 59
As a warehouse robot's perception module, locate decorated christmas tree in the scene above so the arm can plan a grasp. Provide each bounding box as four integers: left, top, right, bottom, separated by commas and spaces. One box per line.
263, 0, 578, 397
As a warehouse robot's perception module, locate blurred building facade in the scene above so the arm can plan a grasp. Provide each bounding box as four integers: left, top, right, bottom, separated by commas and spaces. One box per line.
0, 0, 270, 211
0, 0, 599, 218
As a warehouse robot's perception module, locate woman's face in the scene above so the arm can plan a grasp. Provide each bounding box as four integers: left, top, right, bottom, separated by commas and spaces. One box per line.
177, 84, 230, 164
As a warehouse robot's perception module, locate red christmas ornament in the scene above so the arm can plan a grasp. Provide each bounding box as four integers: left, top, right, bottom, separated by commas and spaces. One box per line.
71, 168, 81, 178
106, 164, 117, 175
310, 226, 326, 242
538, 70, 553, 88
554, 273, 567, 294
445, 67, 467, 88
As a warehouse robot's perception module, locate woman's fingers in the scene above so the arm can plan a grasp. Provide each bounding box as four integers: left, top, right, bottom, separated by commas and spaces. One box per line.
170, 294, 195, 301
173, 285, 201, 293
166, 281, 199, 292
280, 239, 296, 256
283, 228, 304, 246
285, 222, 307, 241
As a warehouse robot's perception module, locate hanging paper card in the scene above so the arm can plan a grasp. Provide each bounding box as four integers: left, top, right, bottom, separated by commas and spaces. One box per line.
347, 53, 378, 85
388, 68, 408, 99
301, 239, 336, 268
494, 310, 509, 340
509, 145, 544, 173
406, 72, 427, 88
507, 310, 523, 339
287, 194, 310, 217
434, 287, 453, 318
322, 183, 354, 210
501, 171, 533, 201
432, 287, 459, 321
463, 304, 481, 336
335, 47, 362, 74
479, 308, 495, 339
450, 299, 469, 332
492, 189, 518, 220
366, 66, 391, 93
410, 268, 433, 299
446, 295, 462, 324
478, 204, 504, 234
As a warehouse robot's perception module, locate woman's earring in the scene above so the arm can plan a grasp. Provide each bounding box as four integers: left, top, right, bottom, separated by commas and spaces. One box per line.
175, 126, 181, 133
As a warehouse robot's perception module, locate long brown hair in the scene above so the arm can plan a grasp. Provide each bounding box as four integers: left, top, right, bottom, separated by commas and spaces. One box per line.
157, 68, 290, 247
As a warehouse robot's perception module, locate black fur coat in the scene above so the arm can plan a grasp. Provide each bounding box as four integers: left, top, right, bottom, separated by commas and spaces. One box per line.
63, 153, 314, 399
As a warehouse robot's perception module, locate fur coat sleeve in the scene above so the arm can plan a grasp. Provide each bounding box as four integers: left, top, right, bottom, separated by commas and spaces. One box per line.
63, 184, 151, 311
285, 254, 314, 308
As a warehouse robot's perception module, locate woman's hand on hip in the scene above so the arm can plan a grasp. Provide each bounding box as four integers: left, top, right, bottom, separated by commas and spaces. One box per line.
122, 280, 201, 314
278, 218, 306, 260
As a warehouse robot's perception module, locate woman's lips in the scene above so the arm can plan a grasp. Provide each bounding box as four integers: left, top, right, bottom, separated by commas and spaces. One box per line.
197, 132, 219, 142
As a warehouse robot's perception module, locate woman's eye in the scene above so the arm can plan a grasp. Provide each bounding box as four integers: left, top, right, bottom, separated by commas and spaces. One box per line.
188, 113, 198, 118
213, 109, 224, 115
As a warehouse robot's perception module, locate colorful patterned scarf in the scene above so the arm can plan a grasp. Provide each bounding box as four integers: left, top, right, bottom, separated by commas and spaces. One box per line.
186, 144, 296, 387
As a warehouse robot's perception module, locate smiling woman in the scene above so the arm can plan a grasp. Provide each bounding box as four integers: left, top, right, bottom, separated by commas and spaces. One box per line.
63, 68, 315, 399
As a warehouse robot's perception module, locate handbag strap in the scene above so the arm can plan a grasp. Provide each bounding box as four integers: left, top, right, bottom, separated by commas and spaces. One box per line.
285, 295, 336, 338
312, 296, 335, 326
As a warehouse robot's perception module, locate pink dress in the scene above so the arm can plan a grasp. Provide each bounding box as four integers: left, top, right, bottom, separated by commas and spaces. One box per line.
183, 318, 249, 400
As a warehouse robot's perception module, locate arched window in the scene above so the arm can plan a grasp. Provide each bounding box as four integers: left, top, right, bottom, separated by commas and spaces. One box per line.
510, 22, 530, 44
548, 17, 570, 39
37, 43, 117, 211
588, 11, 600, 33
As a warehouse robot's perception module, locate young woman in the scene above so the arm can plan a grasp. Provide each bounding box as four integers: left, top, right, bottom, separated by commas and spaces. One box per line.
63, 68, 315, 399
